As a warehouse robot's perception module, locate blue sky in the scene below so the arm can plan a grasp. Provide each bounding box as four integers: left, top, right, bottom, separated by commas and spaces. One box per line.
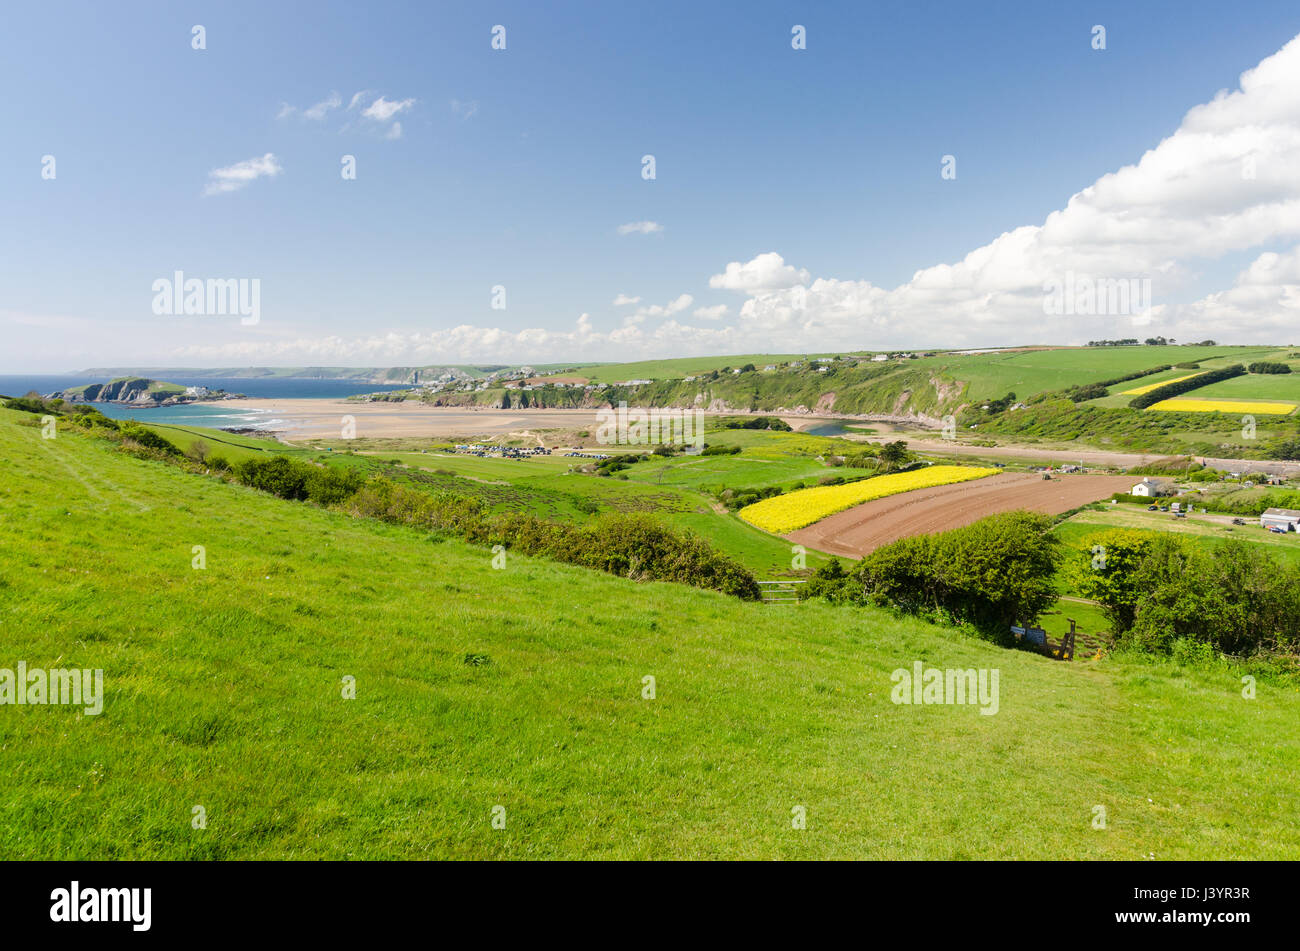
4, 0, 1300, 371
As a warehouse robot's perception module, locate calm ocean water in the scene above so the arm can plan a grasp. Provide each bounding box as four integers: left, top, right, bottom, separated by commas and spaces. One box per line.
0, 375, 407, 429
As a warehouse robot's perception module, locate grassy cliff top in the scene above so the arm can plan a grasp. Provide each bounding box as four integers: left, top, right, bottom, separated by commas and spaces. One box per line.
1, 406, 1297, 858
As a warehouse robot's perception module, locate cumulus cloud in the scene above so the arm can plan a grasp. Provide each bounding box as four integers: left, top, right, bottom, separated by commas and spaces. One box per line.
617, 220, 663, 235
709, 251, 810, 293
612, 293, 641, 306
705, 32, 1300, 348
175, 31, 1300, 362
1176, 246, 1300, 339
693, 304, 729, 320
635, 293, 693, 319
171, 318, 746, 367
202, 153, 282, 196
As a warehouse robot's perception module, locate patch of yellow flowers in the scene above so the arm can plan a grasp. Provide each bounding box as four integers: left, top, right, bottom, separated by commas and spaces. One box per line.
1146, 398, 1297, 415
1121, 374, 1200, 396
738, 464, 1000, 534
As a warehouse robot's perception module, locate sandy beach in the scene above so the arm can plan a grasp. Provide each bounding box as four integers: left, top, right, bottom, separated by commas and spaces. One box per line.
220, 399, 609, 441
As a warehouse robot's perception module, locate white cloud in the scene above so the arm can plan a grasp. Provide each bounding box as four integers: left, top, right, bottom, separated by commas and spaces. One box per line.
709, 251, 809, 293
702, 32, 1300, 348
347, 91, 371, 111
635, 293, 693, 319
362, 96, 416, 121
386, 122, 403, 140
612, 293, 641, 306
103, 31, 1300, 365
1177, 246, 1300, 338
303, 92, 342, 120
276, 92, 342, 121
451, 99, 479, 120
202, 153, 282, 197
693, 304, 729, 320
617, 220, 663, 235
169, 317, 745, 367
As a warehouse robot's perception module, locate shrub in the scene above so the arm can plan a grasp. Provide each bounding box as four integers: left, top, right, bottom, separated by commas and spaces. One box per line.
118, 423, 181, 456
856, 511, 1060, 635
702, 444, 741, 456
722, 416, 791, 431
803, 558, 853, 602
344, 481, 760, 599
1068, 528, 1160, 632
234, 456, 362, 505
1069, 532, 1300, 655
1248, 361, 1291, 374
3, 396, 62, 415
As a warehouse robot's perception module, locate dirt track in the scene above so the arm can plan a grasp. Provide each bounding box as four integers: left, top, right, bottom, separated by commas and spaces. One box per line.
786, 472, 1134, 559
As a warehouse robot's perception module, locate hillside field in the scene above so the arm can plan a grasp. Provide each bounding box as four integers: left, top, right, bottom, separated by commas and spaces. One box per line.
2, 407, 1299, 859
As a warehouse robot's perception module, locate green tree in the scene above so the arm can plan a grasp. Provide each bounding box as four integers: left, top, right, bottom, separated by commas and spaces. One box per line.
877, 440, 909, 471
1068, 528, 1160, 633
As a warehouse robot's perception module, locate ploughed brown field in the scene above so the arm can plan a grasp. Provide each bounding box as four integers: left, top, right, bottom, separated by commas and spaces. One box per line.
786, 472, 1134, 558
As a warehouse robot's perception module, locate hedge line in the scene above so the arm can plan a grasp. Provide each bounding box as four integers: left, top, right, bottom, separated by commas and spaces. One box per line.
1128, 364, 1245, 408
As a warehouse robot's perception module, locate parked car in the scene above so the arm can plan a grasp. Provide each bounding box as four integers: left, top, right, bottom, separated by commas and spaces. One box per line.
1269, 525, 1288, 534
1232, 518, 1246, 526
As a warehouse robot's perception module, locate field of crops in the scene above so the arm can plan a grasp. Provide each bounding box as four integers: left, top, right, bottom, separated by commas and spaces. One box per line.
1120, 373, 1200, 395
1146, 397, 1297, 415
737, 464, 999, 534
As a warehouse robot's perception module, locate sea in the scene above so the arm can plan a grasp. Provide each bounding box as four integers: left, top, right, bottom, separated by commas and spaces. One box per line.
0, 375, 408, 431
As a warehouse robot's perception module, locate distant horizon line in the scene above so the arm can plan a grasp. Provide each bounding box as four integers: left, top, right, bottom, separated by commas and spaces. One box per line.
4, 340, 1290, 377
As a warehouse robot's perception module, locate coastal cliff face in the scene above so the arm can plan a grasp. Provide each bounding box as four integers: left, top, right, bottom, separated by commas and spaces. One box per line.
49, 377, 235, 406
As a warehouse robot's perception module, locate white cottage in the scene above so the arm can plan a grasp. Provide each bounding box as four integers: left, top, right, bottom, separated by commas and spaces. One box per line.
1131, 479, 1164, 497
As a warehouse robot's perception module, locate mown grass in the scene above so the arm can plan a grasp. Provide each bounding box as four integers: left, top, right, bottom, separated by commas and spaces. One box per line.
1053, 505, 1300, 568
1, 408, 1297, 859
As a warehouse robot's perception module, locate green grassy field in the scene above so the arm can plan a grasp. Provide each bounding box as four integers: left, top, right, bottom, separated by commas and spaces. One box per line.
918, 346, 1273, 402
568, 354, 836, 382
2, 407, 1298, 859
1186, 370, 1300, 401
1052, 504, 1300, 568
293, 428, 852, 576
133, 422, 311, 464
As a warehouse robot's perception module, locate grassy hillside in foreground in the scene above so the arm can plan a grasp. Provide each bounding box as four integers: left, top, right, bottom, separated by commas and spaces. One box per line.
1, 407, 1298, 859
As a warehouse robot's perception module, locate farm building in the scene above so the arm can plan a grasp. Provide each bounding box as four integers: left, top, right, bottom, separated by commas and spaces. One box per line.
1260, 508, 1300, 532
1131, 478, 1169, 497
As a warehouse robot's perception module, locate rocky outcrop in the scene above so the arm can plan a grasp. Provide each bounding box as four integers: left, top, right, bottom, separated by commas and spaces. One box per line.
49, 377, 240, 406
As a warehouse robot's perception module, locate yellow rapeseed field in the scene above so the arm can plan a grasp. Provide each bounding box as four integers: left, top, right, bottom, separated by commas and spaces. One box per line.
1146, 398, 1298, 415
737, 465, 999, 534
1121, 374, 1200, 396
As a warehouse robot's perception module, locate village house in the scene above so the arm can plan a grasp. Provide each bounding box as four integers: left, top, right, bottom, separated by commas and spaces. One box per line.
1130, 478, 1169, 497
